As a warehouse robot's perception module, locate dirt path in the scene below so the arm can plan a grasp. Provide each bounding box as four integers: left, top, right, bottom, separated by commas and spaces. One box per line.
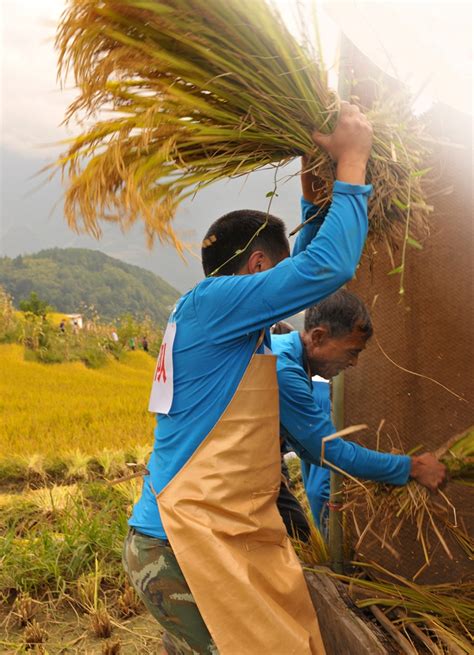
1, 605, 163, 654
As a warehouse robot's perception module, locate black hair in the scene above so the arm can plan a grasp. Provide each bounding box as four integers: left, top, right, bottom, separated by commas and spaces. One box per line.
304, 290, 373, 338
201, 210, 289, 277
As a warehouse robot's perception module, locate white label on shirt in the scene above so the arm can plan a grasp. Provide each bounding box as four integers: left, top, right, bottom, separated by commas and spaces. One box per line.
148, 321, 177, 414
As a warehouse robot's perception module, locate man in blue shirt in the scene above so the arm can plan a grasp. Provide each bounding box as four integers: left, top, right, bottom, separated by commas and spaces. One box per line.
123, 103, 393, 654
273, 290, 446, 545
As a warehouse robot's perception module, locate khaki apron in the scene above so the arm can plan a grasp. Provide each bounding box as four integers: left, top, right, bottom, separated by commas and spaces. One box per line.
155, 337, 326, 654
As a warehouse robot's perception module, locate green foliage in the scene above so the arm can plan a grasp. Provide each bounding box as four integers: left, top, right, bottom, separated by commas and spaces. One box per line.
15, 313, 113, 368
0, 483, 129, 597
0, 248, 179, 325
117, 313, 141, 344
0, 265, 165, 367
18, 291, 54, 316
0, 286, 22, 343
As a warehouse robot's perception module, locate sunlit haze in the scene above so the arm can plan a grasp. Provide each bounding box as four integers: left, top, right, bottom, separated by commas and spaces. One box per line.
1, 1, 471, 158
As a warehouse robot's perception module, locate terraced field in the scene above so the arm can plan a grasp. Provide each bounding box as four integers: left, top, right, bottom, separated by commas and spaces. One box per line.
0, 344, 163, 653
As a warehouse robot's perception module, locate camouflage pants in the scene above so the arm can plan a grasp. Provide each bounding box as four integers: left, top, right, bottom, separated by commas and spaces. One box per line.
123, 528, 218, 655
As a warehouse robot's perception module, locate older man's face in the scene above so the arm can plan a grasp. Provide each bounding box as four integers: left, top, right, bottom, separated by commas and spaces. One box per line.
306, 326, 369, 379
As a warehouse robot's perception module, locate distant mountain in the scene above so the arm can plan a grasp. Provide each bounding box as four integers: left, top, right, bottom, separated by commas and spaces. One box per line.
0, 248, 180, 325
0, 146, 301, 292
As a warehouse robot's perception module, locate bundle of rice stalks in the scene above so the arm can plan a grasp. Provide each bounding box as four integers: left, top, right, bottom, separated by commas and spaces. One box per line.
336, 561, 474, 653
437, 427, 474, 486
342, 427, 474, 573
343, 478, 463, 571
55, 0, 432, 252
292, 523, 330, 568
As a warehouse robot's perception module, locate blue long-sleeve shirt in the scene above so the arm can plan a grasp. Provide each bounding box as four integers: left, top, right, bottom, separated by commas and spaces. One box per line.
301, 381, 332, 527
280, 195, 411, 528
271, 331, 412, 485
130, 181, 371, 539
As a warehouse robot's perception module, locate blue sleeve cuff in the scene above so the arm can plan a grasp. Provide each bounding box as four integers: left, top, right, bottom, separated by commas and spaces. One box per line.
398, 455, 412, 485
300, 196, 326, 223
300, 180, 372, 223
333, 180, 372, 196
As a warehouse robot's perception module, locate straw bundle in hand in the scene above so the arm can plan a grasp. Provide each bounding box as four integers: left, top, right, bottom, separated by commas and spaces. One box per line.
343, 428, 474, 573
56, 0, 432, 250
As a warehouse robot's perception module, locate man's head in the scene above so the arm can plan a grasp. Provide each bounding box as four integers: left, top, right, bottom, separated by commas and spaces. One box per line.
201, 210, 290, 277
302, 290, 373, 379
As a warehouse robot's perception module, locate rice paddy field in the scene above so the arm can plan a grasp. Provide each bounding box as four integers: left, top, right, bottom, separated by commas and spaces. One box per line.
0, 343, 166, 653
0, 344, 155, 476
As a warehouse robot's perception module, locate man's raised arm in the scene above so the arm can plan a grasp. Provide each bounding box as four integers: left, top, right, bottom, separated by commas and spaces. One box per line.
194, 103, 374, 340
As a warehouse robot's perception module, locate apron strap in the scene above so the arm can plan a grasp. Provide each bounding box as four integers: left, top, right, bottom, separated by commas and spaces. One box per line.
254, 329, 266, 353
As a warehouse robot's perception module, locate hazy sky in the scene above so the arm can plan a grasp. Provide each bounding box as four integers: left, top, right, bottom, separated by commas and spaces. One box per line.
1, 0, 471, 159
0, 0, 334, 158
1, 0, 72, 157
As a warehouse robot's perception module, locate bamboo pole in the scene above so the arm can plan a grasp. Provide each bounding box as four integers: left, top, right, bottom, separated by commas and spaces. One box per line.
329, 371, 345, 573
328, 33, 353, 574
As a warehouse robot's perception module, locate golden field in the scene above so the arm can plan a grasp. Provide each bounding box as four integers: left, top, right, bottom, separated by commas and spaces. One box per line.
0, 342, 162, 652
0, 343, 156, 463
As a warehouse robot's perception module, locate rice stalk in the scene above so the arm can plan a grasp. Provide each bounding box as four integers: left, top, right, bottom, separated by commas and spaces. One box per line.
333, 561, 474, 652
54, 0, 433, 250
437, 427, 474, 486
23, 619, 48, 649
344, 478, 455, 569
94, 449, 128, 478
12, 593, 41, 627
293, 523, 329, 567
342, 430, 474, 570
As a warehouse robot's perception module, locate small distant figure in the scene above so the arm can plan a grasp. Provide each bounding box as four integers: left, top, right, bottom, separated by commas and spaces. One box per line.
59, 319, 66, 333
111, 331, 119, 342
73, 320, 79, 334
129, 337, 136, 350
141, 335, 149, 352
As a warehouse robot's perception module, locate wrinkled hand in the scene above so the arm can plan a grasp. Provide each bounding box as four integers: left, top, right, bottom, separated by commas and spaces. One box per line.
410, 453, 447, 492
311, 102, 373, 185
